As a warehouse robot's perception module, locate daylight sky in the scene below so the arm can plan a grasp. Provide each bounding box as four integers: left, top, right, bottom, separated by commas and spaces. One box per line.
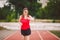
39, 0, 48, 8
0, 0, 7, 8
0, 0, 48, 8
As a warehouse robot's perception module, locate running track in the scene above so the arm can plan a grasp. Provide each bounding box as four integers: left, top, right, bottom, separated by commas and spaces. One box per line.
4, 31, 60, 40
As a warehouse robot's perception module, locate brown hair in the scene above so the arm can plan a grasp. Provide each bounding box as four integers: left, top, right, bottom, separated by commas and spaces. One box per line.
23, 7, 28, 11
22, 7, 29, 17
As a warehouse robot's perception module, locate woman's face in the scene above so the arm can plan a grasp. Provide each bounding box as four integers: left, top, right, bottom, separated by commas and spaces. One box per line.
23, 9, 28, 16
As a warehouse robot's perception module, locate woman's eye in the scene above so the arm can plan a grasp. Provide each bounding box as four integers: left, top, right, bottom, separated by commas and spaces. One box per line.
25, 11, 26, 13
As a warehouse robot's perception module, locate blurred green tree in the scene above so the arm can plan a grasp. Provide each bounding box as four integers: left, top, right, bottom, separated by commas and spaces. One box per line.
46, 0, 60, 19
0, 0, 60, 21
37, 0, 60, 19
8, 0, 41, 18
0, 5, 10, 19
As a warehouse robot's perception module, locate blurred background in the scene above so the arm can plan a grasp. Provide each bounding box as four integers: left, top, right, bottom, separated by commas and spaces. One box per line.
0, 0, 60, 22
0, 0, 60, 40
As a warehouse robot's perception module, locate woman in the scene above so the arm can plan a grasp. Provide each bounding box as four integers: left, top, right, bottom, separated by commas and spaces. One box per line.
19, 7, 34, 40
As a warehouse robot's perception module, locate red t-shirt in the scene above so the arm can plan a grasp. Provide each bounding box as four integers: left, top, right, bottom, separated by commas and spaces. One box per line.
20, 17, 30, 30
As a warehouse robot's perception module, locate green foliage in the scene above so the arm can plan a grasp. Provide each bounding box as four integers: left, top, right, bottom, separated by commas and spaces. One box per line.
36, 0, 60, 19
46, 0, 60, 19
0, 6, 10, 19
9, 0, 41, 18
6, 10, 16, 22
51, 31, 60, 38
0, 0, 60, 21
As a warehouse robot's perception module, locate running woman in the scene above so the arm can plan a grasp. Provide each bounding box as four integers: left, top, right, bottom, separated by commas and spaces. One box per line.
19, 7, 34, 40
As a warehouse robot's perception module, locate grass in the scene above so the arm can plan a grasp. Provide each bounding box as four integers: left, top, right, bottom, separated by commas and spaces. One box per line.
35, 19, 60, 23
0, 26, 7, 30
0, 20, 6, 22
0, 19, 60, 23
0, 19, 18, 22
50, 31, 60, 38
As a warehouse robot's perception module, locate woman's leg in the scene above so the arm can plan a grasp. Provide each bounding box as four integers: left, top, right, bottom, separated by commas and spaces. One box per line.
24, 36, 30, 40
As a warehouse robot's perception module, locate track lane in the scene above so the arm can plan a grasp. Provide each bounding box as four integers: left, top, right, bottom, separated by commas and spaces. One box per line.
38, 31, 59, 40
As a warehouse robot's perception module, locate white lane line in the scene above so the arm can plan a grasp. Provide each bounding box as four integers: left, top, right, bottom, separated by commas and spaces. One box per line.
4, 31, 18, 40
47, 31, 60, 40
37, 31, 43, 40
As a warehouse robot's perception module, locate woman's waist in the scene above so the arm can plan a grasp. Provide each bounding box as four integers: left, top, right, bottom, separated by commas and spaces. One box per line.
21, 26, 30, 30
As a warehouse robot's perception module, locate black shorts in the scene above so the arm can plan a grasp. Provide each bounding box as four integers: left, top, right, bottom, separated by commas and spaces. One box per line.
21, 28, 31, 36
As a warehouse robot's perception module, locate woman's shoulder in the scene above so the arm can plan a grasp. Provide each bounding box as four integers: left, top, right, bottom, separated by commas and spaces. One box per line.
20, 15, 23, 17
29, 15, 32, 17
19, 15, 23, 18
20, 15, 22, 16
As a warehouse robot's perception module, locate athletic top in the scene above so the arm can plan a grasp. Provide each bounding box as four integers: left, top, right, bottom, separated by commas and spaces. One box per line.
20, 16, 30, 30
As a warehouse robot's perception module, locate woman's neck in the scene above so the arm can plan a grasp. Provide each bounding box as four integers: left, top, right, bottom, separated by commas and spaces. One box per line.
22, 15, 29, 19
23, 14, 28, 17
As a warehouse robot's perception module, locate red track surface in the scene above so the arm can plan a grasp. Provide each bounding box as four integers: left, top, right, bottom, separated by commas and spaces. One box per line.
4, 31, 59, 40
38, 31, 59, 40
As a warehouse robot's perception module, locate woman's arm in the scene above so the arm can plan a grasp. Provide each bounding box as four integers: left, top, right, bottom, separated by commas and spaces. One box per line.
19, 15, 22, 22
19, 15, 22, 25
28, 15, 34, 21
